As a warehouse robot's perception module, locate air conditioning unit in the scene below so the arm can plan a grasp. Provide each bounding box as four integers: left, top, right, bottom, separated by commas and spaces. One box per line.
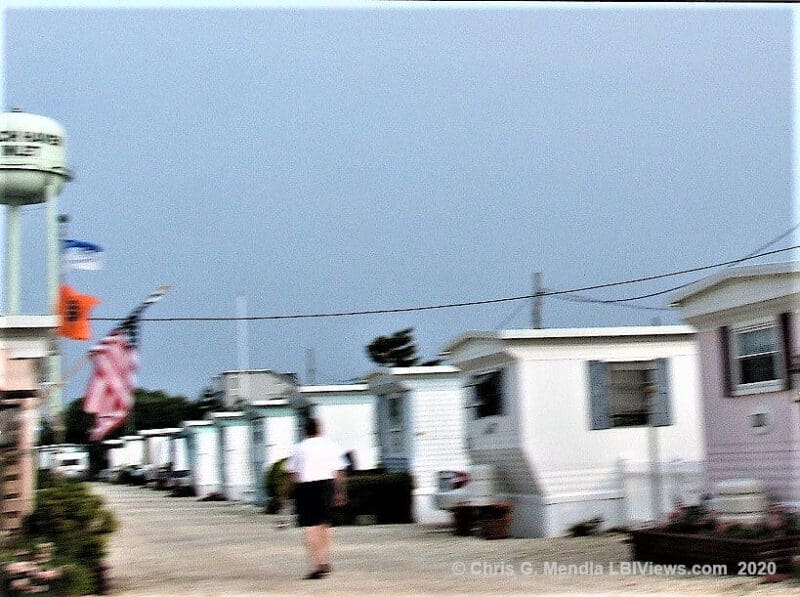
433, 464, 497, 511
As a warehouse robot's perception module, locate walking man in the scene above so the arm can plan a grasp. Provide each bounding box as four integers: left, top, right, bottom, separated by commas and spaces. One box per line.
285, 416, 348, 579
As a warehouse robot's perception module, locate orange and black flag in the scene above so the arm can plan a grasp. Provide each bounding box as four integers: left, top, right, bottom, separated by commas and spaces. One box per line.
58, 284, 101, 341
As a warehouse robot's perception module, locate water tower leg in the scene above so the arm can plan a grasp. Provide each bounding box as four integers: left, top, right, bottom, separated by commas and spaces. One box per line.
45, 179, 59, 312
45, 178, 64, 442
5, 204, 22, 314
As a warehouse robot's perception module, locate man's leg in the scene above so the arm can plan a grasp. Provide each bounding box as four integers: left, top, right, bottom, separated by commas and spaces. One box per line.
320, 524, 333, 568
305, 525, 325, 569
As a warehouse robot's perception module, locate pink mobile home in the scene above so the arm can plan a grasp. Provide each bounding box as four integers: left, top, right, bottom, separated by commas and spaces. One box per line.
671, 262, 800, 503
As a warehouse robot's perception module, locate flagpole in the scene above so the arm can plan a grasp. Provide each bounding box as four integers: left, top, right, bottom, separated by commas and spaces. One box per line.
47, 197, 65, 443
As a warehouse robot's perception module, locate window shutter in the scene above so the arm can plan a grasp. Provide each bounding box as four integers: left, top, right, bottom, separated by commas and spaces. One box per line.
779, 312, 793, 391
720, 326, 733, 397
650, 358, 673, 427
588, 361, 610, 430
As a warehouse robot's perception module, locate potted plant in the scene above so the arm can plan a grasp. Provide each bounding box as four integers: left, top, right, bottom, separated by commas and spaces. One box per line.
480, 502, 513, 540
452, 504, 477, 537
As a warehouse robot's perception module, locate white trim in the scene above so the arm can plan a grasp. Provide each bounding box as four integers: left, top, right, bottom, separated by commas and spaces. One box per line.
444, 325, 695, 354
731, 381, 785, 397
298, 384, 369, 394
728, 316, 786, 395
670, 262, 800, 306
249, 399, 290, 408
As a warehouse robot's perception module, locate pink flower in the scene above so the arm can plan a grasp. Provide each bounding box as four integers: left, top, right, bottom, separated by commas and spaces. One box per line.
5, 561, 33, 575
9, 577, 31, 590
716, 521, 733, 535
766, 513, 785, 531
36, 569, 61, 581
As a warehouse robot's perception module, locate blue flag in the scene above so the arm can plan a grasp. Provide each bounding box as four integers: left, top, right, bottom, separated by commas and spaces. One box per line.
61, 239, 104, 270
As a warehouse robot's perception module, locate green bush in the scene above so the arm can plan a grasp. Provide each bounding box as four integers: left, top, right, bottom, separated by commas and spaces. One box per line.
51, 562, 94, 596
335, 472, 414, 525
20, 476, 118, 595
263, 458, 290, 514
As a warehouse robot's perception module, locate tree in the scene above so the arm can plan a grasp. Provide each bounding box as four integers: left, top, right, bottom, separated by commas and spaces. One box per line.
60, 388, 201, 445
366, 328, 420, 367
195, 386, 224, 416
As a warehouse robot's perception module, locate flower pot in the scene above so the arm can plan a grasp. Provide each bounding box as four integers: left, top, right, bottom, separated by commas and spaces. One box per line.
482, 514, 512, 540
453, 506, 475, 537
480, 502, 513, 540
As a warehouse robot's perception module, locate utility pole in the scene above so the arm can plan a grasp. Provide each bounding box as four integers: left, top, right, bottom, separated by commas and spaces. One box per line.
645, 383, 663, 520
532, 272, 543, 329
236, 294, 249, 406
306, 348, 317, 385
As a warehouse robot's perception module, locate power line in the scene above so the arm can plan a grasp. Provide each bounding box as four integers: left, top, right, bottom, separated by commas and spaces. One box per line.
494, 300, 528, 329
90, 244, 799, 323
550, 292, 671, 312
558, 223, 800, 305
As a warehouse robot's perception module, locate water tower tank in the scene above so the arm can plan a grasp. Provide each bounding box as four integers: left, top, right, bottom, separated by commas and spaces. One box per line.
0, 108, 71, 205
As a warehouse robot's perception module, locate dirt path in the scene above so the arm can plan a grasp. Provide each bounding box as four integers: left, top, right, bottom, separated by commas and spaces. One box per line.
93, 483, 800, 595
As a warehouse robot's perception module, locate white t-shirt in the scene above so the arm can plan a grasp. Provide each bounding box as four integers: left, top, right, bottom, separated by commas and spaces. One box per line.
286, 436, 347, 483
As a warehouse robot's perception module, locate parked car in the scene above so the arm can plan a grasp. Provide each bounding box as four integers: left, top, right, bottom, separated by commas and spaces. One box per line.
434, 464, 497, 511
129, 465, 149, 485
165, 470, 194, 496
95, 467, 117, 482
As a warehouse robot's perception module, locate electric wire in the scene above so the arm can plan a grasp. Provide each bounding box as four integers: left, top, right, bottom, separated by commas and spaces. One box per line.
550, 222, 800, 306
90, 244, 799, 323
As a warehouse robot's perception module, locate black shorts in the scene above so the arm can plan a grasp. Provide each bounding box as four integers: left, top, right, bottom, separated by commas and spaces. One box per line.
294, 480, 334, 527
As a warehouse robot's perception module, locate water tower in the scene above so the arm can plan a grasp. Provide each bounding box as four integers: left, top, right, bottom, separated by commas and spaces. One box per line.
0, 108, 72, 314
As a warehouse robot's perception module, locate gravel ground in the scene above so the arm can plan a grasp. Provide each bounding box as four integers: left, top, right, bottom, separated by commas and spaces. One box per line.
92, 483, 800, 596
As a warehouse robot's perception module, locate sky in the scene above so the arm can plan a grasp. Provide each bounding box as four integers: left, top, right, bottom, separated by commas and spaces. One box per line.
1, 2, 798, 403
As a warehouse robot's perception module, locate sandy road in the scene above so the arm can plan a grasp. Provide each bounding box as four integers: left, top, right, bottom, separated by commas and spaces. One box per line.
92, 483, 799, 596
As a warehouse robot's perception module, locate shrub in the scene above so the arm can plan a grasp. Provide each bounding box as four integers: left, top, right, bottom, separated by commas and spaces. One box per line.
335, 472, 414, 525
567, 516, 604, 537
263, 458, 290, 514
51, 562, 94, 596
661, 501, 800, 538
20, 476, 117, 595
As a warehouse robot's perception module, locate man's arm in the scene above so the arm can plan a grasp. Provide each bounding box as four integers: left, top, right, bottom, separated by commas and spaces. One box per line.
284, 472, 298, 502
333, 469, 347, 507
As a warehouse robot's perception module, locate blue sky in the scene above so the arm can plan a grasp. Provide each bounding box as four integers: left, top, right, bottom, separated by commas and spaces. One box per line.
1, 2, 797, 401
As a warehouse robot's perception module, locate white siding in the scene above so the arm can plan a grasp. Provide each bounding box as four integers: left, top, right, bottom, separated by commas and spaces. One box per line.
521, 353, 703, 472
172, 438, 188, 471
315, 402, 378, 470
146, 435, 170, 467
125, 438, 145, 467
107, 446, 125, 469
411, 385, 470, 525
265, 415, 295, 465
222, 424, 252, 501
193, 429, 221, 498
410, 386, 469, 495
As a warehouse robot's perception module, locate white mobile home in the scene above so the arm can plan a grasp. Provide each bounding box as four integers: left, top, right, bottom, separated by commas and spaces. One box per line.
212, 412, 253, 501
183, 421, 221, 498
140, 428, 182, 469
247, 400, 296, 505
170, 433, 189, 471
212, 369, 297, 409
443, 326, 705, 538
121, 435, 146, 468
293, 384, 379, 471
366, 366, 470, 525
101, 439, 125, 470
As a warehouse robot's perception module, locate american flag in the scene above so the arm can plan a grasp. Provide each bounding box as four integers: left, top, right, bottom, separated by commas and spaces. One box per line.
83, 330, 137, 441
83, 285, 169, 441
